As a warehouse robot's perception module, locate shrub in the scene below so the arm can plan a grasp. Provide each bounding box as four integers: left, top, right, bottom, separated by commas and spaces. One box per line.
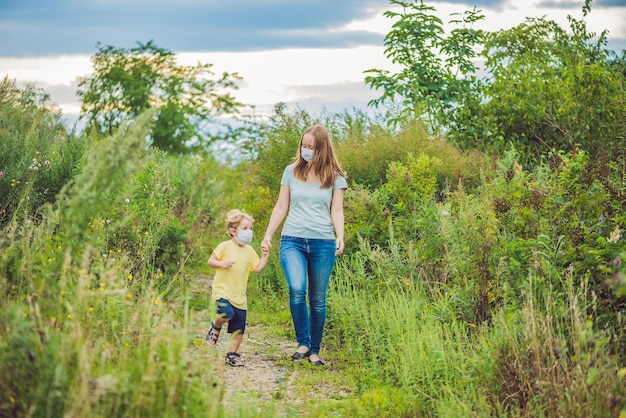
0, 77, 85, 225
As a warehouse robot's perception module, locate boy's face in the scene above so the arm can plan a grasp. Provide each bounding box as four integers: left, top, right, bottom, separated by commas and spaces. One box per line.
237, 218, 253, 231
230, 217, 253, 236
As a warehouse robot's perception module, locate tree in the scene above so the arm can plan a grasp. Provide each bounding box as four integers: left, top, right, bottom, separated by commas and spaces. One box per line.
365, 0, 485, 130
367, 0, 625, 165
461, 10, 626, 162
77, 40, 243, 153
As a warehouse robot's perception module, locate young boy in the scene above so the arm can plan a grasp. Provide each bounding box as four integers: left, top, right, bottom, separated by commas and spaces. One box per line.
205, 209, 269, 367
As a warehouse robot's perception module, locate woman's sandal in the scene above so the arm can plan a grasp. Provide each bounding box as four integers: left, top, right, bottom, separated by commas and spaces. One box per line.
291, 349, 311, 360
205, 323, 221, 346
225, 352, 244, 367
308, 357, 325, 366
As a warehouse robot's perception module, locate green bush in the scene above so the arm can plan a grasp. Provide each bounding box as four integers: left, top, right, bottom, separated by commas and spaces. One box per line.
0, 77, 85, 225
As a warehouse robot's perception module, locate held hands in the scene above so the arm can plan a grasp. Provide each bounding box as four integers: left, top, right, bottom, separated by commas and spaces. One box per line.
261, 237, 272, 254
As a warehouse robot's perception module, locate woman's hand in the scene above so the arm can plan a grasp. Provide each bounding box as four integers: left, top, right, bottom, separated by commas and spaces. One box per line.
335, 238, 344, 256
261, 237, 272, 254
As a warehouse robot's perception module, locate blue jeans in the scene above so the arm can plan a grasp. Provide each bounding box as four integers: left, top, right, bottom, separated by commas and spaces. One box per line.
279, 236, 337, 355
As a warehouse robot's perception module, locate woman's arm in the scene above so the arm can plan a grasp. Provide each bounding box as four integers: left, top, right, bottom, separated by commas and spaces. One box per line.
330, 188, 345, 256
261, 184, 290, 251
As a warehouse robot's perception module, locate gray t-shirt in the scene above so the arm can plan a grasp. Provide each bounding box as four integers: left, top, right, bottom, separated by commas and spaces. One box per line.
280, 164, 348, 240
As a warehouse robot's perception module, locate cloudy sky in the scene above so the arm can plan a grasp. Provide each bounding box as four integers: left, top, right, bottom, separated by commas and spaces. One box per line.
1, 0, 625, 128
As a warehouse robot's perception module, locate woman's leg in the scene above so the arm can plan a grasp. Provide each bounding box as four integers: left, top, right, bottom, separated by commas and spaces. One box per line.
307, 239, 336, 356
280, 237, 311, 349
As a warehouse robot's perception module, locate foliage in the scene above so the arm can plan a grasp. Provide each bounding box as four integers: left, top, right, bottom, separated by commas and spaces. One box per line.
365, 0, 485, 129
0, 77, 85, 226
77, 40, 243, 153
367, 1, 626, 167
328, 235, 624, 417
458, 13, 626, 163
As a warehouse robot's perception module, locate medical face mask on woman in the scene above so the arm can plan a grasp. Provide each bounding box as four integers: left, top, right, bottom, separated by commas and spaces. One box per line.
235, 229, 253, 245
301, 147, 314, 162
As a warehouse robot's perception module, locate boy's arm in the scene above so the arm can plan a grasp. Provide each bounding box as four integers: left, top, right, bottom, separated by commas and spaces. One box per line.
254, 253, 269, 273
208, 252, 235, 269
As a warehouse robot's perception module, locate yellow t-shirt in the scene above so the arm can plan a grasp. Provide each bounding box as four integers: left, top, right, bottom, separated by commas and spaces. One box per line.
210, 240, 260, 310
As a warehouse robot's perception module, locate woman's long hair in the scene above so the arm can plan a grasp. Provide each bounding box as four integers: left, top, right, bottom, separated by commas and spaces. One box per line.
293, 124, 345, 188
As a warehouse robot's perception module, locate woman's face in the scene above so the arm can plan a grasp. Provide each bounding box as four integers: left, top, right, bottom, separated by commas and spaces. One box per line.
301, 133, 315, 150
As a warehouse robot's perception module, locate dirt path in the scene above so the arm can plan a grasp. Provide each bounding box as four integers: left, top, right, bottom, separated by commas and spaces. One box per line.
187, 276, 309, 415
189, 317, 312, 416
188, 276, 352, 416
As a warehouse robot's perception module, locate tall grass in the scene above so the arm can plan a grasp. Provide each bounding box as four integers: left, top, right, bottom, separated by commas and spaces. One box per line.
0, 112, 223, 417
327, 234, 624, 416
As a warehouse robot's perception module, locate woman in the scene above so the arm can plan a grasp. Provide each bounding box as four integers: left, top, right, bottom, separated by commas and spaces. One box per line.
261, 124, 347, 366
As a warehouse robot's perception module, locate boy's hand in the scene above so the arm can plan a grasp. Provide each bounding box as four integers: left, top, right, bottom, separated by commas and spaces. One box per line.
221, 260, 235, 269
261, 246, 269, 257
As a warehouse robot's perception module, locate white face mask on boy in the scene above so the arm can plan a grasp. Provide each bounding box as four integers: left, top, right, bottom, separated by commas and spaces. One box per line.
235, 229, 253, 245
301, 147, 314, 162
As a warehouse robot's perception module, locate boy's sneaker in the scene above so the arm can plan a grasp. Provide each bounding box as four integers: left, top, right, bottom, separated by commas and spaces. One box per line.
225, 352, 244, 367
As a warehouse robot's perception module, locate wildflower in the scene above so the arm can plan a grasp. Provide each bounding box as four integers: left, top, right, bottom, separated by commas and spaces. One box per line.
126, 293, 132, 299
88, 307, 94, 312
608, 226, 621, 244
67, 314, 71, 319
154, 298, 159, 305
0, 170, 4, 177
125, 198, 130, 204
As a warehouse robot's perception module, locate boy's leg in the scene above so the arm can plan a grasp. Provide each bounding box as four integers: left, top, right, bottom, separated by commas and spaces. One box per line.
225, 306, 247, 366
228, 331, 244, 354
206, 298, 234, 345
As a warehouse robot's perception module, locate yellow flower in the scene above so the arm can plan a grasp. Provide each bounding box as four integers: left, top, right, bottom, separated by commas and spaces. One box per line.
126, 293, 132, 299
154, 298, 160, 305
67, 314, 71, 319
88, 307, 94, 312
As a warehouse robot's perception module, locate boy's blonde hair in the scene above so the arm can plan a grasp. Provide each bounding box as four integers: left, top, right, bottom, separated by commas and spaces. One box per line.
225, 209, 254, 237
